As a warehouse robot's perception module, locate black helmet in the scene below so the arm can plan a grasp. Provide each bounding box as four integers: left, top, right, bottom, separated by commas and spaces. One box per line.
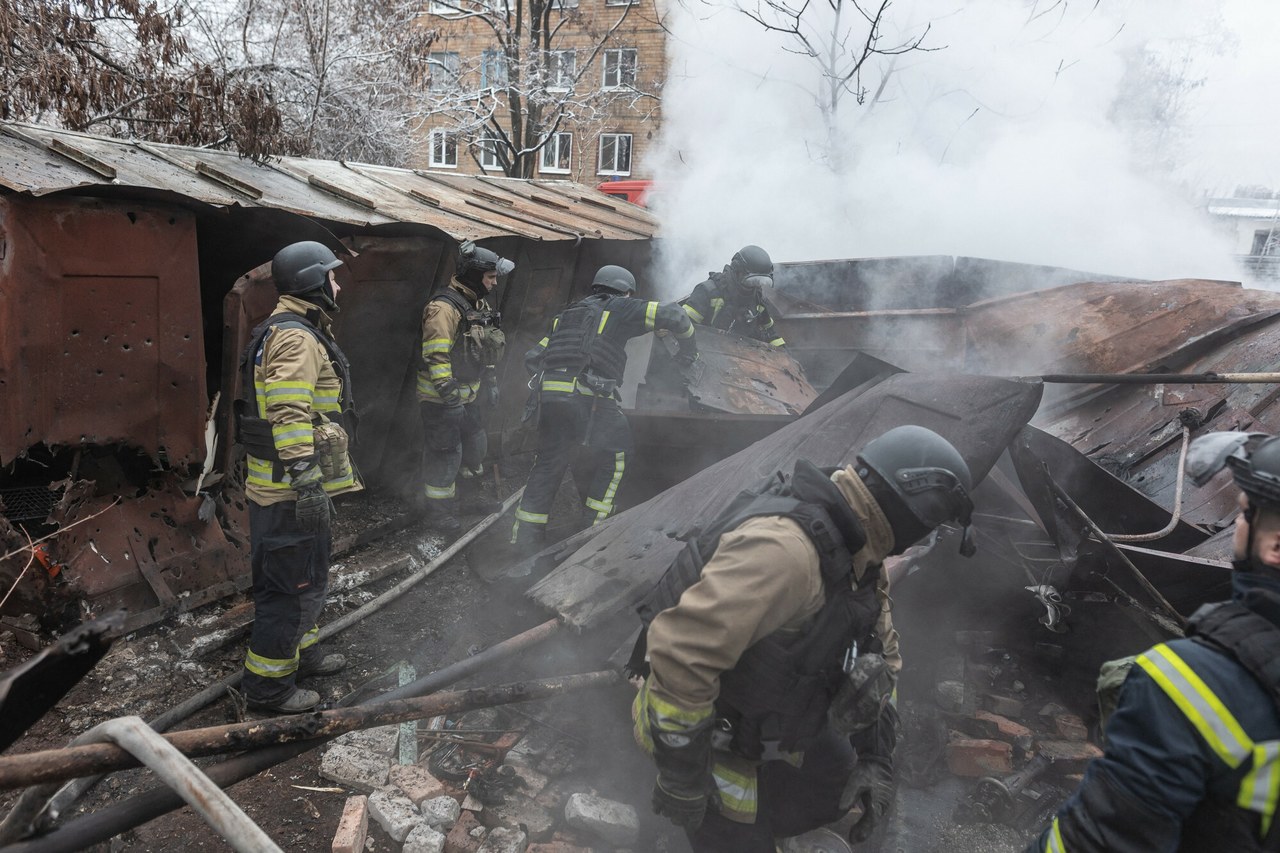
729, 245, 773, 291
272, 241, 343, 310
857, 425, 976, 556
591, 265, 637, 295
457, 241, 515, 290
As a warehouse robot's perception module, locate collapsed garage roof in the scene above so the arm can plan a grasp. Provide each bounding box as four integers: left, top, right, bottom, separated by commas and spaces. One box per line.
0, 121, 656, 242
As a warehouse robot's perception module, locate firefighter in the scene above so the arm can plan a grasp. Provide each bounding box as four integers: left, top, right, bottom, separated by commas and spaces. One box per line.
418, 241, 513, 537
1030, 431, 1280, 853
631, 425, 977, 851
236, 241, 361, 714
680, 245, 785, 348
509, 265, 698, 551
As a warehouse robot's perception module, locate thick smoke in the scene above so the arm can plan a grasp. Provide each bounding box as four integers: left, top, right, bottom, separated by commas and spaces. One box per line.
648, 0, 1278, 297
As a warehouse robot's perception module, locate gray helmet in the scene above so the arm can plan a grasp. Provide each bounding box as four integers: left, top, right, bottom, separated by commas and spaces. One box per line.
729, 245, 773, 291
272, 241, 343, 310
1187, 432, 1280, 508
458, 241, 515, 277
591, 265, 637, 295
857, 425, 976, 556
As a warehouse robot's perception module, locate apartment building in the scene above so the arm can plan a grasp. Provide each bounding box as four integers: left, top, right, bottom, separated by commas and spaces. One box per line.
412, 0, 665, 186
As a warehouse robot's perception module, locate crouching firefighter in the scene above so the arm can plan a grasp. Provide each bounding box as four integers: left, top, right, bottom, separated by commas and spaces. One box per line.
509, 265, 698, 551
1030, 431, 1280, 853
630, 425, 976, 851
418, 241, 512, 536
235, 241, 362, 714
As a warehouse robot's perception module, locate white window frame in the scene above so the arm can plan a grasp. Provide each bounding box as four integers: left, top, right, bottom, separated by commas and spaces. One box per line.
550, 0, 578, 9
429, 129, 459, 169
477, 131, 503, 171
597, 133, 632, 176
602, 48, 637, 90
427, 52, 461, 92
480, 49, 509, 91
539, 132, 572, 174
546, 49, 576, 92
604, 0, 633, 6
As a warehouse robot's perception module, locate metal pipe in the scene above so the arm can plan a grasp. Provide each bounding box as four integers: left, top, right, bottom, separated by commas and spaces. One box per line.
3, 616, 563, 853
1, 718, 282, 853
1037, 372, 1280, 385
1106, 426, 1190, 542
25, 489, 524, 830
0, 672, 618, 790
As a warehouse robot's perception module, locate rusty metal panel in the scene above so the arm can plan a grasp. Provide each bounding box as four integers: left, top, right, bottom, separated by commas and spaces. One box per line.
0, 195, 207, 466
529, 372, 1043, 629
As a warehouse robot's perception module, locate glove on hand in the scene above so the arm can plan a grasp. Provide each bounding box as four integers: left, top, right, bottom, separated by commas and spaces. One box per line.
436, 378, 463, 407
674, 349, 699, 369
289, 460, 331, 531
650, 713, 715, 831
485, 382, 499, 409
841, 757, 894, 843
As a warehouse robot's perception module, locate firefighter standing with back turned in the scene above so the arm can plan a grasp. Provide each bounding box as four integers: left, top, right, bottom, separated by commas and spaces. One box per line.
237, 241, 361, 715
418, 241, 513, 537
681, 245, 786, 348
509, 265, 698, 552
1029, 431, 1280, 853
631, 425, 977, 851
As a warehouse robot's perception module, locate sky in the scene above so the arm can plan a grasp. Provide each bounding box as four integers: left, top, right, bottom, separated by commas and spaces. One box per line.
645, 0, 1280, 295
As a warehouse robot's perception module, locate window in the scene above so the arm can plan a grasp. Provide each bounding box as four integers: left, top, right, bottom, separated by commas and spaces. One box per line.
477, 131, 503, 171
604, 0, 633, 6
539, 132, 572, 174
429, 129, 458, 168
481, 50, 509, 91
602, 48, 637, 90
597, 133, 632, 176
549, 0, 578, 9
546, 49, 576, 91
429, 0, 497, 15
427, 52, 461, 92
1254, 229, 1280, 256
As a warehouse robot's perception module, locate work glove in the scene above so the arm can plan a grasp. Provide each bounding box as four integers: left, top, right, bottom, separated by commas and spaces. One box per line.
485, 381, 500, 409
288, 460, 331, 531
841, 757, 894, 844
674, 349, 699, 369
650, 712, 715, 830
435, 378, 463, 407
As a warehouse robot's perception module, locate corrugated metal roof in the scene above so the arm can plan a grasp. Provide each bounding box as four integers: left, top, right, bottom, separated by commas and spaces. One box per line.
0, 121, 657, 241
1206, 197, 1280, 219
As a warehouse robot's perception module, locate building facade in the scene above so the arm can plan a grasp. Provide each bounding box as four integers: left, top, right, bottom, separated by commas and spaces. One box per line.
413, 0, 665, 187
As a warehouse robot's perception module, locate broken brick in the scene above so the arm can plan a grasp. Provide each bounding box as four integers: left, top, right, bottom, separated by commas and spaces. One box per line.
390, 764, 449, 806
445, 810, 485, 853
331, 795, 368, 853
983, 694, 1025, 718
946, 737, 1014, 777
1037, 739, 1103, 773
1054, 713, 1089, 741
974, 710, 1033, 742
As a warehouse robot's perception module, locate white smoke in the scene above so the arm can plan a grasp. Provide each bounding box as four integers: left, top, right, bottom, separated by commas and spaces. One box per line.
648, 0, 1279, 297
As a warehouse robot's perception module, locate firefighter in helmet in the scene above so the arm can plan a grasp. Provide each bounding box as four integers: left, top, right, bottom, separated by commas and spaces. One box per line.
418, 241, 512, 536
632, 425, 976, 851
680, 245, 785, 348
510, 265, 698, 551
1030, 431, 1280, 853
237, 241, 361, 714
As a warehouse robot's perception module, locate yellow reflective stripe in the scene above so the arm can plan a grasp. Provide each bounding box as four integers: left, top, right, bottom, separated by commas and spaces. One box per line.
1238, 742, 1280, 830
677, 322, 695, 339
423, 337, 452, 353
314, 391, 339, 403
424, 483, 456, 499
552, 318, 559, 331
646, 691, 709, 727
314, 402, 341, 413
644, 301, 658, 331
299, 626, 320, 651
632, 687, 655, 753
711, 762, 757, 816
429, 364, 453, 378
245, 648, 299, 677
537, 336, 549, 347
542, 379, 578, 394
709, 297, 725, 324
263, 381, 316, 401
682, 304, 704, 323
589, 452, 626, 523
1137, 644, 1253, 767
515, 508, 549, 524
1045, 817, 1067, 853
323, 473, 355, 491
271, 425, 313, 449
598, 310, 611, 334
769, 337, 786, 347
247, 457, 291, 489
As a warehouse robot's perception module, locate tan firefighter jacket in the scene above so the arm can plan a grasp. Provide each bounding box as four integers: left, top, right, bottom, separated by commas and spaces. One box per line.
418, 279, 505, 405
245, 295, 363, 506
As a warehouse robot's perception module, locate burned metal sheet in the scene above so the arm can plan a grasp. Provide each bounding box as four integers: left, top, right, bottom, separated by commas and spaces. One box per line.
528, 372, 1043, 629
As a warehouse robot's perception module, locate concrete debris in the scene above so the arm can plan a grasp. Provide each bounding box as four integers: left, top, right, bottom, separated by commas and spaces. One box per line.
476, 826, 527, 853
480, 793, 555, 841
420, 795, 462, 830
564, 792, 640, 846
390, 763, 450, 806
334, 724, 401, 757
368, 786, 424, 843
320, 745, 392, 793
403, 823, 448, 853
444, 810, 486, 853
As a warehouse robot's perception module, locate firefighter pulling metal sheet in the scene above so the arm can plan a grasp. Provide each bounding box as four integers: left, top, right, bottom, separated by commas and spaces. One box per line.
1031, 431, 1280, 853
680, 245, 786, 348
418, 241, 512, 537
630, 425, 977, 851
235, 241, 361, 715
509, 265, 698, 552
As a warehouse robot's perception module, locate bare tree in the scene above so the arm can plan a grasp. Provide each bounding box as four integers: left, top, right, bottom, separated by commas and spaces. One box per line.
422, 0, 660, 178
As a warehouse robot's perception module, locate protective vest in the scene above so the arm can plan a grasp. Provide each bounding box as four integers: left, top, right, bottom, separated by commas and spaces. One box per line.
235, 310, 356, 481
691, 274, 771, 336
542, 294, 629, 387
632, 460, 881, 760
430, 288, 504, 383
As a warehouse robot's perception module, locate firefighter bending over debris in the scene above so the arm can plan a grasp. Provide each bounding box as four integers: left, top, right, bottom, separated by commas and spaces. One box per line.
509, 265, 698, 552
236, 241, 361, 714
418, 241, 512, 537
680, 245, 785, 348
630, 426, 976, 852
1031, 431, 1280, 853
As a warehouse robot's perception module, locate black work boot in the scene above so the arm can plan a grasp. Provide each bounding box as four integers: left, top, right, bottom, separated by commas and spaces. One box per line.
423, 498, 461, 537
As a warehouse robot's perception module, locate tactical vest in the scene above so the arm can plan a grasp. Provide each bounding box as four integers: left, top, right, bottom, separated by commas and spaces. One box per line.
431, 289, 503, 383
703, 273, 766, 335
1180, 597, 1280, 852
631, 460, 882, 760
235, 311, 356, 481
542, 294, 629, 385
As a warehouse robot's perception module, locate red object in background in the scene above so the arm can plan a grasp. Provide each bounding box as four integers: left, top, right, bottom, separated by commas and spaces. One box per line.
596, 179, 652, 207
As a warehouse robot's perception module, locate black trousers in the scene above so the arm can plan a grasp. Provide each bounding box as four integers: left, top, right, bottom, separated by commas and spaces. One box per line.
242, 500, 332, 704
689, 728, 856, 852
511, 394, 633, 544
420, 401, 487, 505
